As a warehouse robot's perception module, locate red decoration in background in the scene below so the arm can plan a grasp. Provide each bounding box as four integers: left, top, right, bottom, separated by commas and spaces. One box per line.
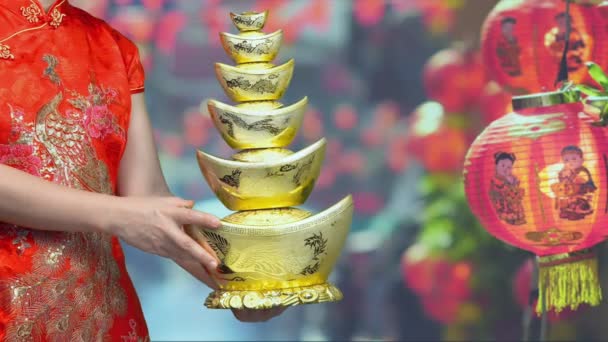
183, 110, 212, 147
199, 0, 230, 46
478, 81, 513, 125
387, 135, 409, 173
352, 192, 385, 215
353, 0, 385, 27
155, 10, 187, 55
406, 102, 468, 173
253, 0, 331, 44
110, 8, 156, 43
373, 101, 401, 130
513, 258, 535, 308
464, 98, 608, 312
360, 129, 384, 148
142, 0, 165, 12
423, 47, 487, 113
402, 245, 473, 324
390, 0, 460, 34
160, 133, 185, 158
302, 107, 324, 142
481, 0, 608, 94
337, 150, 366, 176
316, 165, 337, 190
322, 63, 356, 94
113, 0, 133, 6
333, 104, 359, 131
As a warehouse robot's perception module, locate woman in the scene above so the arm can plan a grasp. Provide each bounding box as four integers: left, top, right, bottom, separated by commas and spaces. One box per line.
0, 0, 282, 339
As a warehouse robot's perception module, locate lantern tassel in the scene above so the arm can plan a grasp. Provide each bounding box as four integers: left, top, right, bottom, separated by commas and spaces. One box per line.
536, 250, 601, 314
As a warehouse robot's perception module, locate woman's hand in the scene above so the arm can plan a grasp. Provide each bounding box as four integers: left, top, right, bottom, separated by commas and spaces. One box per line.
231, 307, 287, 323
108, 196, 221, 271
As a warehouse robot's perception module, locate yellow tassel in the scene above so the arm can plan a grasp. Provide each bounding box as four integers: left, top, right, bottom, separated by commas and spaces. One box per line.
536, 250, 602, 314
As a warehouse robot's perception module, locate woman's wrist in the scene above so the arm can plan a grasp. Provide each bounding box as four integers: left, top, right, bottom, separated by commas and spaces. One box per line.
95, 195, 128, 236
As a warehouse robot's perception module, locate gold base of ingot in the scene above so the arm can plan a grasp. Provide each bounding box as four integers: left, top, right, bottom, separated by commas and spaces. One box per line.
204, 283, 343, 309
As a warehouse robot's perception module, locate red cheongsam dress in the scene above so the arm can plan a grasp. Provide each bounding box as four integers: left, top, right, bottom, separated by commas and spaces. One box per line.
0, 0, 149, 340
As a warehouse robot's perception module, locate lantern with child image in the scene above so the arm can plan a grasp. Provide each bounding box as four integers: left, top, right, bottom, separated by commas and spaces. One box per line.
464, 89, 608, 313
481, 0, 608, 94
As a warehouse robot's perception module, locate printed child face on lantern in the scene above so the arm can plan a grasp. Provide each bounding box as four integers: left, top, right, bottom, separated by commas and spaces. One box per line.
553, 145, 597, 221
489, 151, 526, 225
555, 13, 568, 32
495, 152, 515, 179
501, 17, 516, 41
562, 146, 584, 170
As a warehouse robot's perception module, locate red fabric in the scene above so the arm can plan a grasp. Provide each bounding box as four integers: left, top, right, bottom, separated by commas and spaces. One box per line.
464, 102, 608, 256
0, 0, 148, 340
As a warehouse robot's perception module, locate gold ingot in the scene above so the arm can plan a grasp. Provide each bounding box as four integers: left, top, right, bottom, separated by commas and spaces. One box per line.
207, 97, 307, 149
215, 59, 295, 102
196, 138, 326, 211
220, 30, 283, 65
194, 8, 353, 310
185, 195, 353, 309
230, 11, 268, 32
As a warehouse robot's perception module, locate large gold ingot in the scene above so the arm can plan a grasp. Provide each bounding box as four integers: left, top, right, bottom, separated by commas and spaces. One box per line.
191, 10, 352, 310
196, 139, 326, 211
185, 196, 352, 309
207, 97, 307, 149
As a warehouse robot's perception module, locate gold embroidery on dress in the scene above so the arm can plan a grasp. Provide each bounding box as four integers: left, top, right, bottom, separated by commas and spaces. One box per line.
2, 230, 127, 340
35, 93, 113, 195
49, 7, 66, 29
121, 319, 151, 342
0, 50, 133, 337
1, 92, 127, 339
20, 0, 42, 23
43, 55, 61, 85
0, 43, 14, 60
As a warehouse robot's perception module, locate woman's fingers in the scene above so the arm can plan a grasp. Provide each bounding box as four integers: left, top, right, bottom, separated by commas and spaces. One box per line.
170, 207, 222, 229
169, 226, 218, 270
231, 307, 287, 322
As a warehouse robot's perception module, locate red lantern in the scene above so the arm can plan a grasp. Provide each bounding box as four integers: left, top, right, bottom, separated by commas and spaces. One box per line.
406, 102, 469, 173
401, 244, 473, 324
478, 81, 513, 126
423, 47, 487, 113
464, 90, 608, 313
481, 0, 608, 94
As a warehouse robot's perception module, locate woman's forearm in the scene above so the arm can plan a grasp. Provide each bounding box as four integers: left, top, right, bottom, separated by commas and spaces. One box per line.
0, 164, 118, 233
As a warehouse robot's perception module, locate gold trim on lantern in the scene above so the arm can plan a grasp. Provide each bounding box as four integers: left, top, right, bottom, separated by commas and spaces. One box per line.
512, 90, 581, 111
537, 249, 595, 267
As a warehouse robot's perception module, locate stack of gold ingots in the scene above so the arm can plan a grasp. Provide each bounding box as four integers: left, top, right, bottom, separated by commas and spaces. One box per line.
185, 10, 353, 310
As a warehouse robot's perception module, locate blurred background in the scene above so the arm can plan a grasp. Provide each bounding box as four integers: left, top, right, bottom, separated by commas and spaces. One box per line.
73, 0, 608, 340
